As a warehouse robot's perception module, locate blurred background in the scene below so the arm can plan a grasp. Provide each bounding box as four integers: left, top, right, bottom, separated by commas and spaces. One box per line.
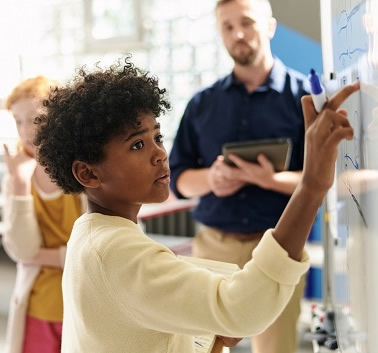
0, 0, 322, 156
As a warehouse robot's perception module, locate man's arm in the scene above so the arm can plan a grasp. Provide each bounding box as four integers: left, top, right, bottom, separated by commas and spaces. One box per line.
215, 153, 302, 195
177, 158, 247, 198
176, 168, 211, 198
269, 170, 302, 194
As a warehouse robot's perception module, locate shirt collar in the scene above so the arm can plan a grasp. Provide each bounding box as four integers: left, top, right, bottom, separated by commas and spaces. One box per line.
220, 57, 287, 93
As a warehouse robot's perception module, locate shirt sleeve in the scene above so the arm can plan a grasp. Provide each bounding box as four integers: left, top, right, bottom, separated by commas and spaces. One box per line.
100, 228, 310, 338
1, 174, 43, 261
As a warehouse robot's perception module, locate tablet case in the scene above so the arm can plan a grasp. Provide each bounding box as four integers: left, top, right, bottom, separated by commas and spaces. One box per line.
222, 138, 293, 172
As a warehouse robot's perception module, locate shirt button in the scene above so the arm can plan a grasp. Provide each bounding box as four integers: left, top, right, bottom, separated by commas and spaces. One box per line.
242, 218, 249, 224
239, 193, 246, 199
241, 119, 248, 126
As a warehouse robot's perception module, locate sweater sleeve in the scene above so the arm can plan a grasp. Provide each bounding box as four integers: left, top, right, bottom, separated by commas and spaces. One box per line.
1, 174, 43, 261
101, 227, 310, 338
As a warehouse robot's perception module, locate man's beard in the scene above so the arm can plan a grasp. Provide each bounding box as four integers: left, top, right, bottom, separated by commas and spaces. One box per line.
230, 41, 254, 66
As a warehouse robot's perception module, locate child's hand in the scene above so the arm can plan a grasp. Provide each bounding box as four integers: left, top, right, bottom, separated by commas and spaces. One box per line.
301, 82, 360, 194
3, 144, 37, 195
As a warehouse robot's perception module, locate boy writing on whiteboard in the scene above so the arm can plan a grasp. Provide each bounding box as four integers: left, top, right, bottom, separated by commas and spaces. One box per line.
34, 56, 359, 353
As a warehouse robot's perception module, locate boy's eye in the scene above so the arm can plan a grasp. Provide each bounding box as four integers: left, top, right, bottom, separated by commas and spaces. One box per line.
156, 134, 164, 143
132, 141, 144, 150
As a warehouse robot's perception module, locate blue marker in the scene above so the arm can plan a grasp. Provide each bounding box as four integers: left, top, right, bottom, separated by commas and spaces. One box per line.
309, 69, 327, 113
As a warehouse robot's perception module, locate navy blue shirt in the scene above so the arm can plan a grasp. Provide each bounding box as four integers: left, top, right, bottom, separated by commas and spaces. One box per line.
169, 58, 310, 233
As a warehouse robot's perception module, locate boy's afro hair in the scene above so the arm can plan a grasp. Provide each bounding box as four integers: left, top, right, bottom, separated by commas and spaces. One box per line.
35, 55, 171, 194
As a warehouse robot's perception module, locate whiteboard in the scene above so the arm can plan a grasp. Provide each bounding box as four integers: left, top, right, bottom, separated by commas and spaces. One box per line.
321, 0, 378, 352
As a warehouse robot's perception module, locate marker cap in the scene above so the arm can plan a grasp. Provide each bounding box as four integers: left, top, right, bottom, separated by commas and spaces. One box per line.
309, 69, 323, 95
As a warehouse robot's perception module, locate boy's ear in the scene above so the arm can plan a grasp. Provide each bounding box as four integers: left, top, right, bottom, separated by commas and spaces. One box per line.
72, 160, 101, 189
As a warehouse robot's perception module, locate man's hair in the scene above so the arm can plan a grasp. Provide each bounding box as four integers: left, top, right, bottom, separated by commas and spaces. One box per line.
215, 0, 273, 18
4, 75, 58, 110
35, 55, 171, 194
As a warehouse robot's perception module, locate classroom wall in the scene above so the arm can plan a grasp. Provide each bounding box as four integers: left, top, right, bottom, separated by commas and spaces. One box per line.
271, 24, 323, 75
270, 0, 321, 42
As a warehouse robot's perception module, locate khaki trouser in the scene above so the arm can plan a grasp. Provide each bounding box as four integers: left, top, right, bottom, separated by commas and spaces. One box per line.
192, 226, 307, 353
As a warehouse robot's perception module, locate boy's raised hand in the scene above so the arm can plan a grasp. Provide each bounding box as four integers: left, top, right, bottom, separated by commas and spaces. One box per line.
273, 82, 360, 261
301, 82, 360, 195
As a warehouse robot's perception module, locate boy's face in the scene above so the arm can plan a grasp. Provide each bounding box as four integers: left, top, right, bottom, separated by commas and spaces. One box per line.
92, 113, 170, 214
10, 98, 41, 157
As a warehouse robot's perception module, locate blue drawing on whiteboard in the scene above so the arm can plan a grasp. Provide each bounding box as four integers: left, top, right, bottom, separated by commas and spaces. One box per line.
333, 0, 368, 71
338, 48, 366, 61
344, 154, 359, 169
329, 1, 378, 352
343, 110, 360, 170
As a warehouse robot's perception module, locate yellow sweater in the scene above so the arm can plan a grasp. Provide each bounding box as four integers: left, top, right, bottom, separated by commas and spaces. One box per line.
28, 185, 82, 321
62, 213, 309, 353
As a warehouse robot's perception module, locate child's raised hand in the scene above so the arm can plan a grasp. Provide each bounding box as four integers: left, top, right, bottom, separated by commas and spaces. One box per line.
300, 82, 360, 194
3, 144, 37, 195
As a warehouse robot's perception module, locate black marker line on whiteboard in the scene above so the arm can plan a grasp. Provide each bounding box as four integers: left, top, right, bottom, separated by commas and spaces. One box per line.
347, 186, 368, 228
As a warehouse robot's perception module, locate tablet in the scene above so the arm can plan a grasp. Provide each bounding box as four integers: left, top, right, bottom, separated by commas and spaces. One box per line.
222, 138, 293, 172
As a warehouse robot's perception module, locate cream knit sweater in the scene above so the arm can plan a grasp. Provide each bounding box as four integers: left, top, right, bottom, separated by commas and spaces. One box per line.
62, 213, 309, 353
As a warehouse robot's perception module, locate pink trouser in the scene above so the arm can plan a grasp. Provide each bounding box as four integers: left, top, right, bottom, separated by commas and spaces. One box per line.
22, 315, 62, 353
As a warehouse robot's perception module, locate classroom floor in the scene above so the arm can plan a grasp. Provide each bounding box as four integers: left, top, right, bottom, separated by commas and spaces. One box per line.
0, 246, 314, 353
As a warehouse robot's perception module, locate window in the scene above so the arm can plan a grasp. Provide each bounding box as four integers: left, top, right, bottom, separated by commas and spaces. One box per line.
84, 0, 144, 51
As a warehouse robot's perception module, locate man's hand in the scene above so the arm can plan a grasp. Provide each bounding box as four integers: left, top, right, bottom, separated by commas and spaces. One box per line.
221, 153, 275, 189
208, 156, 247, 196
